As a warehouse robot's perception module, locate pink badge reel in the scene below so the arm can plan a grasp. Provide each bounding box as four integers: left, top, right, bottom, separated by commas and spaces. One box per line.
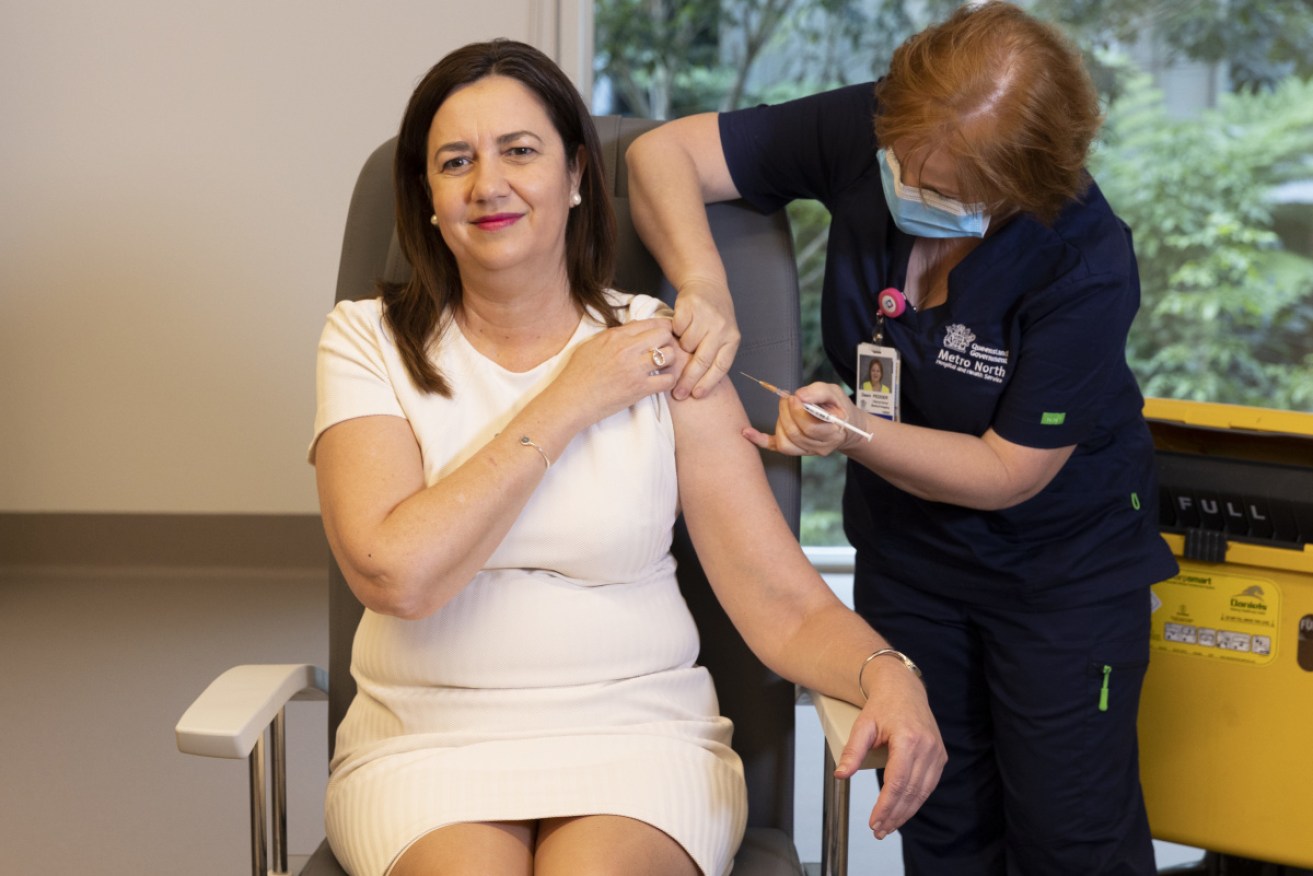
878, 287, 907, 318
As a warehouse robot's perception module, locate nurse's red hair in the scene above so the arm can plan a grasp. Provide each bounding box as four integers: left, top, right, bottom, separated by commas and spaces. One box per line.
874, 1, 1102, 225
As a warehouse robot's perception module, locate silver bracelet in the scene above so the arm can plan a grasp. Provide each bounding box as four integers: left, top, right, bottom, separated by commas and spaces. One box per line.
858, 648, 924, 700
519, 435, 551, 470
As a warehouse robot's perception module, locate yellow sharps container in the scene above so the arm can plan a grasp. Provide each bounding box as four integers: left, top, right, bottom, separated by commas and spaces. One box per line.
1139, 398, 1313, 868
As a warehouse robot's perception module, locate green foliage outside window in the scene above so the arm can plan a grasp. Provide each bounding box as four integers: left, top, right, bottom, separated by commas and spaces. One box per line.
1091, 69, 1313, 410
594, 0, 1313, 546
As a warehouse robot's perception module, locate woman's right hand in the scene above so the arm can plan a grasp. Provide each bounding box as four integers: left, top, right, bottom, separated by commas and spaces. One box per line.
540, 317, 684, 430
743, 381, 866, 457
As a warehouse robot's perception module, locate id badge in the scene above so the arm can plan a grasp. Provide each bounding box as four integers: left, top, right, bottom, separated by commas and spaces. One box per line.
857, 342, 900, 421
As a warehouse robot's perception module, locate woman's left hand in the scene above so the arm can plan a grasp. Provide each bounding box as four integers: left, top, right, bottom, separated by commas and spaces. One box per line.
742, 381, 864, 457
836, 660, 946, 840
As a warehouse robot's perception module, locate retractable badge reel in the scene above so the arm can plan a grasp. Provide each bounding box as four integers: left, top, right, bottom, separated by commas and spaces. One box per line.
878, 287, 907, 320
857, 287, 904, 421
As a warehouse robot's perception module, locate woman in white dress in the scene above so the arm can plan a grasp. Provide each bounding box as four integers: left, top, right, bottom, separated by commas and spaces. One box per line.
310, 39, 944, 876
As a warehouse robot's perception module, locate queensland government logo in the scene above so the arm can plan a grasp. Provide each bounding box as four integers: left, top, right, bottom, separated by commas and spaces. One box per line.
935, 323, 1009, 384
943, 323, 976, 352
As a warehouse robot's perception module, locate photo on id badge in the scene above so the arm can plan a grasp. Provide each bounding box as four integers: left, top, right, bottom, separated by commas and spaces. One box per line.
857, 343, 899, 421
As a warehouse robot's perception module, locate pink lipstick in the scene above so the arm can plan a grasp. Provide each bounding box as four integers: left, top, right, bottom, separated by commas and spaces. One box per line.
471, 212, 522, 231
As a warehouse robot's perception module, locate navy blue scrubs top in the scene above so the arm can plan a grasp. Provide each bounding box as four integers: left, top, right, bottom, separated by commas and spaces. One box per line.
720, 83, 1177, 608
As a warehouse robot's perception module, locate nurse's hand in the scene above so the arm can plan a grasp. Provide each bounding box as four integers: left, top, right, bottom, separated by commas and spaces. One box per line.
671, 277, 740, 401
838, 658, 945, 840
743, 382, 864, 456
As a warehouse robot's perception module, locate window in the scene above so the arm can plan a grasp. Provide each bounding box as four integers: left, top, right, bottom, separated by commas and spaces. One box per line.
593, 0, 1313, 545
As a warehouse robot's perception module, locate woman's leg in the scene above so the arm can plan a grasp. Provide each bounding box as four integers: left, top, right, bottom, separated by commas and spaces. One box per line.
386, 821, 535, 876
980, 587, 1156, 876
854, 562, 1006, 876
534, 815, 700, 876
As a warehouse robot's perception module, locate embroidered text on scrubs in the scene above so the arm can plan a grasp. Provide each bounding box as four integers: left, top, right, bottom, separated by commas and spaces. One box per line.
935, 324, 1010, 384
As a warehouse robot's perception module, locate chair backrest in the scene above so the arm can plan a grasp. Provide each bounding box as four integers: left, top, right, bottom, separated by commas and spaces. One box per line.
328, 116, 802, 833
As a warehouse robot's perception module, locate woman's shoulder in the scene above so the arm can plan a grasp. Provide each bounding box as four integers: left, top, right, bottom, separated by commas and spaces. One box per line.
727, 81, 876, 124
600, 289, 674, 323
319, 296, 401, 356
325, 295, 386, 330
719, 82, 880, 211
1041, 183, 1138, 291
986, 185, 1130, 280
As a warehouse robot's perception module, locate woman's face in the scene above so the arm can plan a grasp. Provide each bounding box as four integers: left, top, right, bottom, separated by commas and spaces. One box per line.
869, 359, 883, 383
426, 75, 582, 280
891, 140, 964, 202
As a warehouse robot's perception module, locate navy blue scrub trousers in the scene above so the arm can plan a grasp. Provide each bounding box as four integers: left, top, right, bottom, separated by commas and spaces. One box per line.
855, 559, 1157, 876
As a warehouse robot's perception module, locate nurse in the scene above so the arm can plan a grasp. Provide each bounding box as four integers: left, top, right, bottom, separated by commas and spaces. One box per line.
626, 2, 1179, 874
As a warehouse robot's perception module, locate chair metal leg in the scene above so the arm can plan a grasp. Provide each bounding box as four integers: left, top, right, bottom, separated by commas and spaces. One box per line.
248, 733, 268, 876
271, 708, 289, 875
246, 709, 295, 876
820, 745, 849, 876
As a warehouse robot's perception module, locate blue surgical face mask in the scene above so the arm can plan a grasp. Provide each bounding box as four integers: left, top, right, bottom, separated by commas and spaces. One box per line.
878, 147, 990, 239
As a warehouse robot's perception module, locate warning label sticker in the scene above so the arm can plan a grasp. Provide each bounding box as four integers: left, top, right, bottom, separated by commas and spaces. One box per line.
1149, 568, 1280, 666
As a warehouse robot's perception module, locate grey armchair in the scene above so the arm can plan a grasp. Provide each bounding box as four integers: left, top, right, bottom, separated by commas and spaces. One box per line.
176, 116, 882, 876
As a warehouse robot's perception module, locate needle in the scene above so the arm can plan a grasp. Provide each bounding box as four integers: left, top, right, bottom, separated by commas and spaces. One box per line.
738, 372, 874, 442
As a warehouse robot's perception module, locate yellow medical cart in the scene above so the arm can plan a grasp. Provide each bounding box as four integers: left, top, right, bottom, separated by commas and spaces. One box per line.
1139, 398, 1313, 868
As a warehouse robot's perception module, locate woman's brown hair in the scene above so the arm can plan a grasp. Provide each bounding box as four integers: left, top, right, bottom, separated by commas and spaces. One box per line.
384, 39, 618, 395
874, 1, 1102, 225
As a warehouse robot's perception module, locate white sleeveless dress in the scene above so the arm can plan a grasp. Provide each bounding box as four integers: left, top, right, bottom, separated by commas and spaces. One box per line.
310, 292, 747, 876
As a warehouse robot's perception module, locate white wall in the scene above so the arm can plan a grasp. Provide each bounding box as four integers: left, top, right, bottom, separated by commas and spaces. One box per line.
0, 0, 587, 515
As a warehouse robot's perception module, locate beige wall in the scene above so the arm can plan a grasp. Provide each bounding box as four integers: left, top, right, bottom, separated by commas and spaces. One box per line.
0, 2, 586, 873
0, 0, 589, 515
0, 561, 330, 875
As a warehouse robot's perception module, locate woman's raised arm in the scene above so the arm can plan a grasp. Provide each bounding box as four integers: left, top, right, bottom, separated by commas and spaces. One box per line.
315, 318, 679, 620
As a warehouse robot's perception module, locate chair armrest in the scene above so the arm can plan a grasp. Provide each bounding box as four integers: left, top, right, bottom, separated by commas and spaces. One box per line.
176, 663, 328, 759
807, 689, 888, 772
806, 689, 888, 876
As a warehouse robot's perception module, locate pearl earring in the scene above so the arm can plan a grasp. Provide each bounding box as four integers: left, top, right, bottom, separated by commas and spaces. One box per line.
430, 214, 439, 226
570, 192, 582, 208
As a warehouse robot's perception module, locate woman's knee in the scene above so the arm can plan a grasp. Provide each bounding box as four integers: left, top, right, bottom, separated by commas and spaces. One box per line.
534, 815, 699, 876
386, 821, 535, 876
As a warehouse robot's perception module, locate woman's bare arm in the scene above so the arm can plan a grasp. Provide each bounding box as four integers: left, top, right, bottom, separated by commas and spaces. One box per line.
315, 319, 679, 619
669, 378, 945, 836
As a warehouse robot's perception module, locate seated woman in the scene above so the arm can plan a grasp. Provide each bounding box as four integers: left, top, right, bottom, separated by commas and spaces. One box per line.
310, 39, 944, 876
